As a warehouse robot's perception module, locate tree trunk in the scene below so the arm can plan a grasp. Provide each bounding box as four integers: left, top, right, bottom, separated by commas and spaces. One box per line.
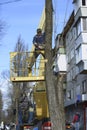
45, 0, 65, 130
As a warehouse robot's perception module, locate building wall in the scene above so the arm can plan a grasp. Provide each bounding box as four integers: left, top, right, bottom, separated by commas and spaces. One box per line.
65, 1, 87, 130
55, 0, 87, 129
65, 0, 87, 104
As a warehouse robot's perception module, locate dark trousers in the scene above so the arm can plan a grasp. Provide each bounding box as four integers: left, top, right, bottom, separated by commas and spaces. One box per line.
35, 48, 45, 59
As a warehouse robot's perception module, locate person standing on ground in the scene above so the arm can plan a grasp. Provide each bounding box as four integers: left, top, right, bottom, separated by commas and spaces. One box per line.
72, 112, 80, 130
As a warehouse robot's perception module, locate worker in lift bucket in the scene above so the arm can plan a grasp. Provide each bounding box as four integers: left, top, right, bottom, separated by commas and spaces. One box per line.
33, 28, 45, 58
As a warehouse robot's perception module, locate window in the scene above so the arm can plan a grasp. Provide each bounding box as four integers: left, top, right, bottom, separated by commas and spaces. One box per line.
76, 85, 81, 95
83, 18, 87, 31
82, 44, 87, 59
67, 53, 70, 64
59, 47, 66, 54
70, 49, 74, 60
67, 90, 71, 100
82, 0, 86, 5
67, 89, 74, 100
72, 67, 76, 79
67, 72, 71, 81
76, 20, 81, 36
76, 44, 87, 64
75, 85, 81, 102
82, 80, 87, 94
76, 45, 81, 64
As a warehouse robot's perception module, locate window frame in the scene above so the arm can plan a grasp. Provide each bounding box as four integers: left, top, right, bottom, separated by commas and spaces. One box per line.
76, 19, 81, 36
82, 18, 87, 31
82, 80, 87, 94
67, 89, 74, 100
82, 0, 86, 6
76, 44, 81, 64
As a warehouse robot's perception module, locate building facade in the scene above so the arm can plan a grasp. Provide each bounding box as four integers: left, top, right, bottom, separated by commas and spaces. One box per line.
55, 0, 87, 129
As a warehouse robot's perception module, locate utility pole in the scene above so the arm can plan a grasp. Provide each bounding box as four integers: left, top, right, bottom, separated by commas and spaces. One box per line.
45, 0, 66, 130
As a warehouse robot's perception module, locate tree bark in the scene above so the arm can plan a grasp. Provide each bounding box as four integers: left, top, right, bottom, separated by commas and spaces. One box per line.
45, 0, 65, 130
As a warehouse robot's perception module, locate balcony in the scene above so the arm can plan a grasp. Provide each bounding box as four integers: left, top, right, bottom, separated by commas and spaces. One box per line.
53, 54, 66, 74
57, 54, 67, 73
64, 94, 87, 107
74, 7, 87, 24
76, 44, 87, 74
76, 60, 87, 74
82, 93, 87, 101
64, 99, 75, 107
75, 33, 87, 49
53, 46, 67, 74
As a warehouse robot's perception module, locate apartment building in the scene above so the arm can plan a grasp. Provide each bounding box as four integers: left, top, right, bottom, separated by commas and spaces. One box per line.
54, 0, 87, 129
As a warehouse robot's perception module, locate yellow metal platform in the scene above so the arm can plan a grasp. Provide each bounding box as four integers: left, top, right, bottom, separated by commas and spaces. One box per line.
10, 51, 46, 82
10, 76, 45, 82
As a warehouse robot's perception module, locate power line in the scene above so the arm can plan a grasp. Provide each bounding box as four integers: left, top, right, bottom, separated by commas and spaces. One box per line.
0, 0, 22, 5
63, 0, 69, 28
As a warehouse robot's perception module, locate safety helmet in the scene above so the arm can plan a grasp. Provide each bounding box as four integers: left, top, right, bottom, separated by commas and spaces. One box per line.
37, 28, 42, 33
